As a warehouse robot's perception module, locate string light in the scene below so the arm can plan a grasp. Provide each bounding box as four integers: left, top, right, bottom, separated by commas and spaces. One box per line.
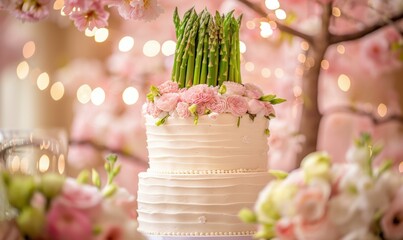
275, 9, 287, 20
94, 28, 109, 42
321, 60, 329, 70
337, 44, 345, 54
23, 41, 35, 59
91, 87, 105, 105
161, 40, 176, 56
143, 40, 160, 57
261, 68, 271, 78
332, 7, 341, 17
37, 72, 50, 90
122, 87, 139, 105
16, 61, 29, 79
50, 82, 65, 101
337, 74, 350, 92
260, 22, 273, 38
377, 103, 387, 117
119, 36, 134, 52
265, 0, 280, 10
77, 84, 92, 104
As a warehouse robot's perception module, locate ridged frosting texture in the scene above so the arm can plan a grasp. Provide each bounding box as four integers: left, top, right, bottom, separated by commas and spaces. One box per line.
137, 172, 271, 235
145, 114, 269, 173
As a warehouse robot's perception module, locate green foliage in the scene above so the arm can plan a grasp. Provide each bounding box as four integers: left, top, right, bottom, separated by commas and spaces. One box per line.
172, 8, 243, 87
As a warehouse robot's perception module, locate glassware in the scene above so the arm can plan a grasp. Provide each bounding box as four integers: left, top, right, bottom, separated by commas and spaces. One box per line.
0, 128, 68, 221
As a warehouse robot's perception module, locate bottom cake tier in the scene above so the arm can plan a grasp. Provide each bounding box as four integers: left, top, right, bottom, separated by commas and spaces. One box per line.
137, 171, 271, 236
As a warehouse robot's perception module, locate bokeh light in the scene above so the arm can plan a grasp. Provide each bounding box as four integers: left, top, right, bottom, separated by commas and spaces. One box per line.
119, 36, 135, 52
16, 61, 29, 79
275, 9, 287, 20
50, 82, 65, 101
337, 74, 350, 92
23, 41, 36, 59
261, 68, 271, 78
39, 154, 50, 172
377, 103, 387, 117
122, 87, 140, 105
77, 84, 92, 104
239, 41, 246, 53
161, 40, 176, 56
37, 72, 50, 90
91, 87, 105, 105
265, 0, 280, 10
143, 40, 161, 57
245, 62, 255, 72
260, 22, 273, 38
321, 60, 329, 70
274, 68, 284, 78
94, 28, 109, 42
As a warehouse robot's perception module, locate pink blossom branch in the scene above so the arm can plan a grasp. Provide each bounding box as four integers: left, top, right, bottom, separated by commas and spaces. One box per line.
69, 140, 148, 167
323, 106, 403, 125
330, 11, 403, 44
236, 0, 314, 44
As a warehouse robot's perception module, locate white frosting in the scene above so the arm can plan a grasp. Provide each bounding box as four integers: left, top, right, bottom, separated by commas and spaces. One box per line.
138, 113, 272, 236
137, 172, 271, 235
145, 114, 269, 173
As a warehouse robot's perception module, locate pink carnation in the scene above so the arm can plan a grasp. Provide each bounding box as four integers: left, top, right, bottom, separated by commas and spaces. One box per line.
226, 95, 248, 117
247, 99, 265, 115
223, 81, 246, 96
275, 219, 297, 240
146, 102, 163, 118
381, 186, 403, 240
263, 102, 276, 117
155, 93, 180, 112
206, 96, 228, 114
157, 81, 179, 94
175, 102, 191, 118
244, 83, 264, 99
181, 84, 215, 105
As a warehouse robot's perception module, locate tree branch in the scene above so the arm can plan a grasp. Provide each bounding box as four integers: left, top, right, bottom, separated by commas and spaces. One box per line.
237, 0, 314, 45
330, 11, 403, 44
323, 105, 403, 125
69, 140, 148, 167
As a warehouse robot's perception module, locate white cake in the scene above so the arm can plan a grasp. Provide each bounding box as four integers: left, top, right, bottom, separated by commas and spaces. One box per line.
137, 114, 272, 236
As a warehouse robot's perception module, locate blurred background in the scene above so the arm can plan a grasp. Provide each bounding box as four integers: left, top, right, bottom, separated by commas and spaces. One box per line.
0, 0, 402, 195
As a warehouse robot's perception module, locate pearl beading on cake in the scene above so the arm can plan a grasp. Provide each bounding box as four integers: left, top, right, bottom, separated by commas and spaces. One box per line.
144, 231, 256, 236
147, 168, 266, 174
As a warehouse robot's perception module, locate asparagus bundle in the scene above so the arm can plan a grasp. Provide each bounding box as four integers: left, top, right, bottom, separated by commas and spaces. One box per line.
171, 8, 243, 88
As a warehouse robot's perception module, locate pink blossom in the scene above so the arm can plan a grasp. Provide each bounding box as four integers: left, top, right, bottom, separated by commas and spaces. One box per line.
206, 96, 228, 114
247, 99, 265, 115
62, 0, 87, 15
11, 0, 51, 22
58, 178, 102, 216
275, 218, 297, 240
226, 95, 248, 117
244, 83, 264, 99
106, 0, 163, 21
263, 102, 276, 117
157, 81, 179, 94
181, 84, 215, 105
46, 201, 93, 240
155, 93, 180, 112
69, 0, 110, 31
175, 102, 191, 118
381, 186, 403, 240
146, 102, 163, 118
223, 81, 246, 96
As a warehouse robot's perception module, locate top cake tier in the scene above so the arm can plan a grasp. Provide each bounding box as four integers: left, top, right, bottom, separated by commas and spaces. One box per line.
145, 113, 269, 174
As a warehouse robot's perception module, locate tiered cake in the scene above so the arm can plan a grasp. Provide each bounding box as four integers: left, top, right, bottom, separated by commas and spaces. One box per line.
137, 7, 284, 238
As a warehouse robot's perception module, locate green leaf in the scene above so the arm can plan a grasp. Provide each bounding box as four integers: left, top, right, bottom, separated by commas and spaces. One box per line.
156, 115, 169, 126
238, 208, 257, 223
106, 154, 118, 164
264, 128, 270, 136
237, 117, 241, 127
269, 170, 288, 180
76, 170, 90, 184
376, 159, 393, 178
259, 94, 276, 102
92, 169, 101, 189
102, 183, 118, 198
270, 98, 286, 105
218, 84, 227, 94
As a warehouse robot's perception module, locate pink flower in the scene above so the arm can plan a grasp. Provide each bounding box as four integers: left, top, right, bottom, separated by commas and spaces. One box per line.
226, 95, 248, 117
381, 186, 403, 240
96, 225, 123, 240
206, 96, 228, 114
69, 0, 110, 31
46, 201, 93, 240
11, 0, 51, 22
275, 218, 297, 240
62, 0, 87, 15
58, 178, 102, 216
223, 81, 246, 96
175, 102, 191, 118
294, 213, 339, 240
247, 99, 265, 115
106, 0, 163, 21
244, 83, 264, 99
146, 102, 163, 118
181, 84, 215, 105
157, 81, 179, 94
294, 184, 329, 222
263, 102, 276, 117
155, 93, 180, 112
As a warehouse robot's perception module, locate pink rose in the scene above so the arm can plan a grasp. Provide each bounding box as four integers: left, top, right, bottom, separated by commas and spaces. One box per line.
244, 83, 264, 99
223, 81, 246, 96
175, 102, 191, 118
263, 102, 276, 117
181, 84, 215, 105
275, 218, 297, 240
247, 99, 265, 115
226, 95, 248, 117
294, 184, 329, 222
58, 178, 102, 216
381, 186, 403, 240
46, 201, 93, 240
206, 96, 228, 114
294, 213, 339, 240
155, 93, 180, 112
146, 102, 163, 118
157, 81, 179, 94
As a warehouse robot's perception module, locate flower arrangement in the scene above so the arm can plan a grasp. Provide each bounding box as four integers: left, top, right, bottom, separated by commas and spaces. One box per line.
0, 0, 163, 31
145, 8, 285, 126
239, 133, 403, 240
1, 154, 141, 240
